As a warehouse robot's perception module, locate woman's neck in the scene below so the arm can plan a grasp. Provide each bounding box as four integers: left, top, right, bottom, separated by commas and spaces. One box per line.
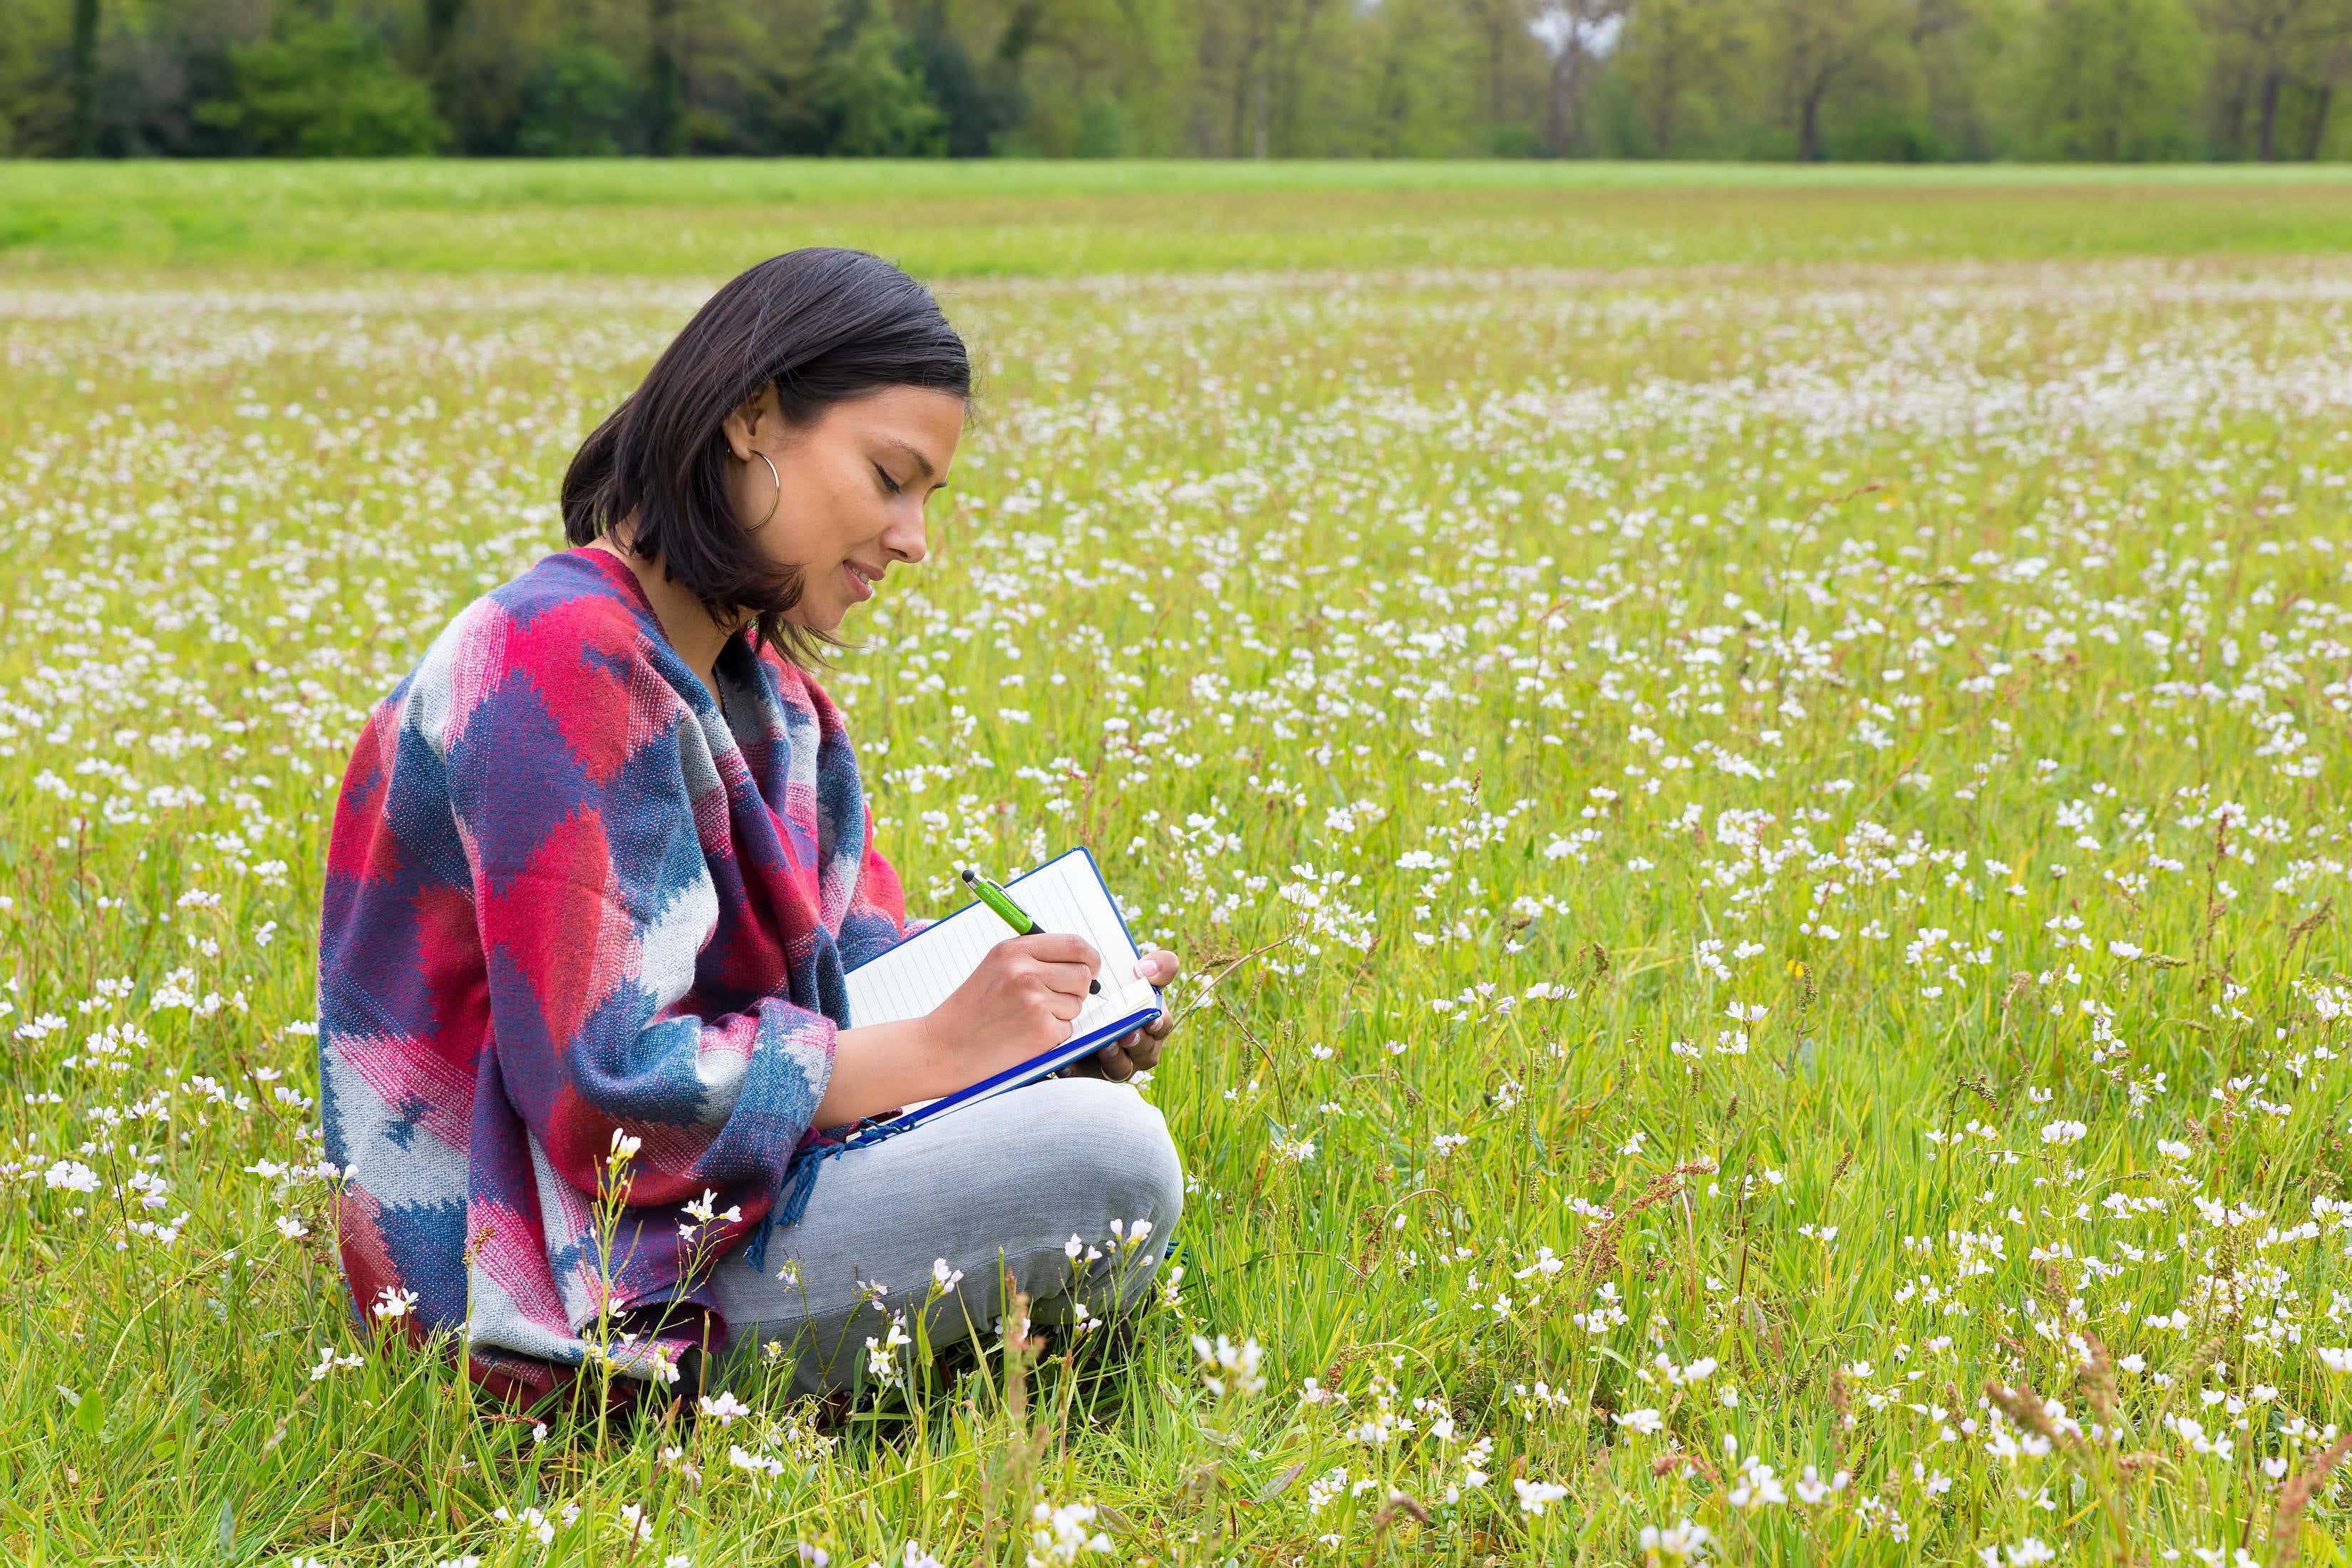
590, 534, 739, 704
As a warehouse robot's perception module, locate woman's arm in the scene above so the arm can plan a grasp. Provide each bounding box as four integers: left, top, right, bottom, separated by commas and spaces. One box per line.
817, 1016, 948, 1127
817, 934, 1102, 1125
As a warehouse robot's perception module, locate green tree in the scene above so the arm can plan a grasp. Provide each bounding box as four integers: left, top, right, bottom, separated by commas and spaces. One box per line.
1618, 0, 1755, 154
2202, 0, 2352, 157
1536, 0, 1629, 153
1768, 0, 1914, 160
195, 9, 448, 155
645, 0, 684, 153
2026, 0, 2206, 158
1459, 0, 1546, 142
1072, 86, 1126, 154
805, 0, 946, 154
933, 0, 1187, 156
68, 0, 99, 155
908, 0, 1024, 155
516, 33, 635, 154
1192, 0, 1340, 156
1363, 0, 1483, 155
1916, 0, 2030, 159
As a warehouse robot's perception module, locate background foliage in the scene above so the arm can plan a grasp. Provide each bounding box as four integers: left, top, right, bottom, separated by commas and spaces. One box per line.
4, 0, 2351, 163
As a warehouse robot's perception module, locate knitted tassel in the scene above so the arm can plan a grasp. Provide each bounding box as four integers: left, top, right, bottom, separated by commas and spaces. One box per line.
739, 1117, 916, 1272
742, 1143, 827, 1273
774, 1143, 832, 1229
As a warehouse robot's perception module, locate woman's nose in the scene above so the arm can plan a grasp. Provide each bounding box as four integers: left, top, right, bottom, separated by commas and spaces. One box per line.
884, 512, 928, 564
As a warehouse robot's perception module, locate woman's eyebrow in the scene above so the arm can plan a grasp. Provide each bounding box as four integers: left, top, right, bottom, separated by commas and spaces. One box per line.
884, 439, 941, 483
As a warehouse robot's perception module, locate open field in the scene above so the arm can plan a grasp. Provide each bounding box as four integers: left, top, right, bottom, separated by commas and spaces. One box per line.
5, 160, 2352, 278
3, 177, 2352, 1565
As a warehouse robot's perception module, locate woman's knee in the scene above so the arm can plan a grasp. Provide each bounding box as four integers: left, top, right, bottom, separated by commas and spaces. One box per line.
1033, 1078, 1186, 1241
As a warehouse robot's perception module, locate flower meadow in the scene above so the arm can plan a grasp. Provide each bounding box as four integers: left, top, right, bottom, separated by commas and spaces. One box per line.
3, 249, 2351, 1565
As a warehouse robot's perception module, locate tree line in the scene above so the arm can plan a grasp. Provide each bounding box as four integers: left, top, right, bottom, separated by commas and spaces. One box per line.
4, 0, 2346, 162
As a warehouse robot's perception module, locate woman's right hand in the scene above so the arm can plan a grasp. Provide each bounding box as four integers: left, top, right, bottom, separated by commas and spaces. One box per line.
927, 933, 1103, 1076
817, 934, 1105, 1130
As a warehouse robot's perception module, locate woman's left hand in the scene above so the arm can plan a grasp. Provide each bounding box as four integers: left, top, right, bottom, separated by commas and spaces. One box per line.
1066, 949, 1180, 1083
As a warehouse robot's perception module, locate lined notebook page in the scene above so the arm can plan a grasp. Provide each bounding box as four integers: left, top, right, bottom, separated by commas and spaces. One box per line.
845, 850, 1157, 1040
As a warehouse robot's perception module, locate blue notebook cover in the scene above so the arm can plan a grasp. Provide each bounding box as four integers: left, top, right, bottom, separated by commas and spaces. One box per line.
839, 846, 1163, 1145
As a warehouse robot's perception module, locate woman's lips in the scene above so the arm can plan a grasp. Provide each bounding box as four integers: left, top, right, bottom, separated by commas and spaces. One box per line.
841, 562, 875, 602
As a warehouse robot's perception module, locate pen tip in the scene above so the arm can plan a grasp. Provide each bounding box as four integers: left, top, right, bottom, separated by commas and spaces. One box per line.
959, 867, 976, 882
1090, 979, 1101, 994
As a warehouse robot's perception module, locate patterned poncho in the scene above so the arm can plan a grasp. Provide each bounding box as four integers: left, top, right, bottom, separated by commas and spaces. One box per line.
317, 545, 919, 1408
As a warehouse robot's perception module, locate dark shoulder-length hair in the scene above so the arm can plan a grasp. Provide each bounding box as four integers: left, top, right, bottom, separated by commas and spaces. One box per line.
562, 247, 972, 672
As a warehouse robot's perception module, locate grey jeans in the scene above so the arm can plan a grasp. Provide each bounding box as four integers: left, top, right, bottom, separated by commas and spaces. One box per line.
708, 1076, 1186, 1398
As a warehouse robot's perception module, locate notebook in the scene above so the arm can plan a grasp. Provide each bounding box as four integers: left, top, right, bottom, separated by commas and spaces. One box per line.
840, 847, 1164, 1143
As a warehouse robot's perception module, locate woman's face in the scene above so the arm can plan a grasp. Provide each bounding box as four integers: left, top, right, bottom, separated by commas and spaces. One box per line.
723, 382, 965, 634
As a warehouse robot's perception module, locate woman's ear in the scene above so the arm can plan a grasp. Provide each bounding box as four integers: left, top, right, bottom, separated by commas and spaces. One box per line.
719, 384, 772, 463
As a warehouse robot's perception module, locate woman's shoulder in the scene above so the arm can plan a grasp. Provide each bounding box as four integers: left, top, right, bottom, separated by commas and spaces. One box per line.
422, 547, 657, 669
395, 547, 676, 754
489, 545, 662, 650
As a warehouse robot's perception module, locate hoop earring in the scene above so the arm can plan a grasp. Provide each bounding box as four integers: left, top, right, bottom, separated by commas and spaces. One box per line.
748, 449, 782, 530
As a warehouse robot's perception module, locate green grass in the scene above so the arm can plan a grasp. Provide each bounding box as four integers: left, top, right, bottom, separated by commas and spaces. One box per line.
4, 159, 2352, 278
1, 201, 2351, 1565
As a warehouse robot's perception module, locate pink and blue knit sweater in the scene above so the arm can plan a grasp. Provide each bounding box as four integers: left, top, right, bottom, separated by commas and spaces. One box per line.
317, 546, 921, 1407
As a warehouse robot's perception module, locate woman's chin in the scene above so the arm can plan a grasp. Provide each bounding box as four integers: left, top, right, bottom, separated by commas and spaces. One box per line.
776, 603, 852, 639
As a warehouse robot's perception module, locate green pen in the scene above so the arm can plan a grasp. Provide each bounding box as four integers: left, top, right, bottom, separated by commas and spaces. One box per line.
961, 866, 1101, 994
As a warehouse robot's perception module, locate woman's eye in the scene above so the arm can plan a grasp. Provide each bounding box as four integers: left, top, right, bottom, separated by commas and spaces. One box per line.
875, 465, 902, 495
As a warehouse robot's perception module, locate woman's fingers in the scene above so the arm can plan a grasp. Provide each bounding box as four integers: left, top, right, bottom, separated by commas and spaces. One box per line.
1131, 948, 1179, 986
1063, 1001, 1171, 1085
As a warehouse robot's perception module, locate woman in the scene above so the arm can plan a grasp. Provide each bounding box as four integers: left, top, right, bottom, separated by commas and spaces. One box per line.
316, 248, 1185, 1413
